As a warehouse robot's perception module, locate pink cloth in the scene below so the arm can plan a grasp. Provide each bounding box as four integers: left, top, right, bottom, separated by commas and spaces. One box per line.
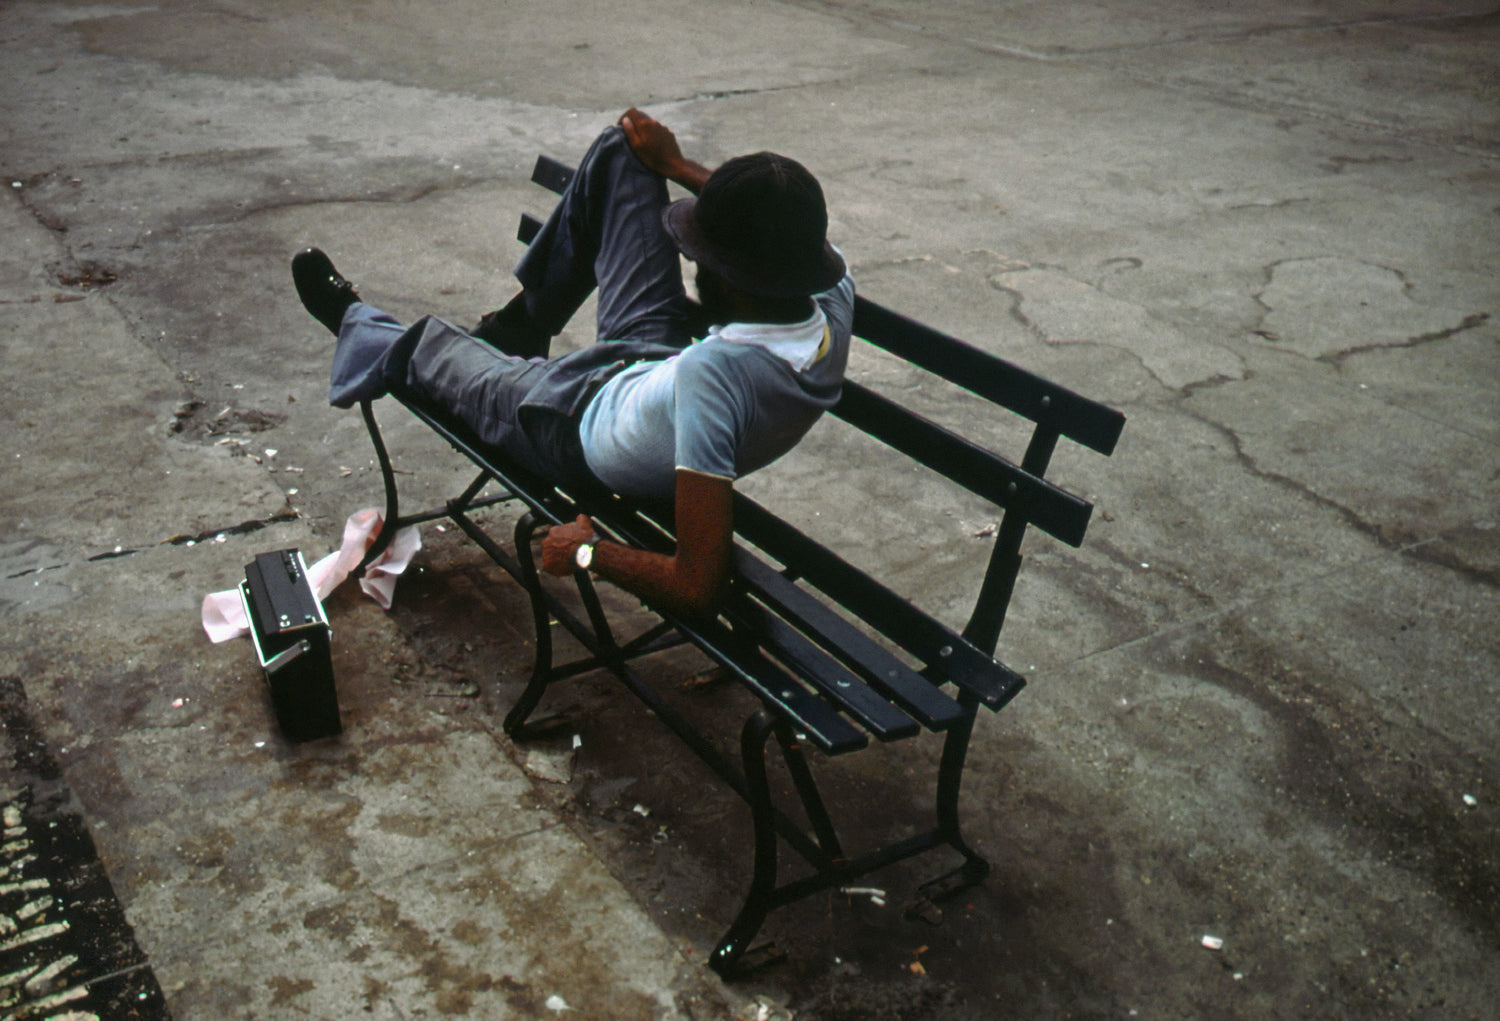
201, 508, 421, 643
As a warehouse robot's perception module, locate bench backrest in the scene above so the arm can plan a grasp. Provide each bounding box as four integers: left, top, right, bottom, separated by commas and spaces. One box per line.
832, 298, 1123, 654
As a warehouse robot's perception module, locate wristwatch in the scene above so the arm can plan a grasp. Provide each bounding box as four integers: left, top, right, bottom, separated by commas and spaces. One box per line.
574, 536, 598, 570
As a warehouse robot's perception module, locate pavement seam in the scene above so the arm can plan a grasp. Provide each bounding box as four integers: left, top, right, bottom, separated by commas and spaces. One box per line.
1066, 525, 1486, 671
795, 0, 1500, 63
1114, 68, 1500, 160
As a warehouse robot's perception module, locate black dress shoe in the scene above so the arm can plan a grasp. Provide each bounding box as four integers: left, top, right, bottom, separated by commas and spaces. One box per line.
471, 292, 551, 358
292, 248, 360, 334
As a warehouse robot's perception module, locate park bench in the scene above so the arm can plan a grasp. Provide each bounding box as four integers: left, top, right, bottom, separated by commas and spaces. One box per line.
349, 156, 1126, 976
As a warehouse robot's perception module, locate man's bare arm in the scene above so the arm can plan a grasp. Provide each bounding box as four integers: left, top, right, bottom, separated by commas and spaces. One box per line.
540, 469, 733, 620
619, 108, 712, 195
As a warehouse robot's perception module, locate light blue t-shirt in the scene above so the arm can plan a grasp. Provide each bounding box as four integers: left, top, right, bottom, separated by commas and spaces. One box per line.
579, 274, 855, 500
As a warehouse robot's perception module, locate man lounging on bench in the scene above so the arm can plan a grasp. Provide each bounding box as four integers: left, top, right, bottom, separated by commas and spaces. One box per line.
291, 107, 854, 620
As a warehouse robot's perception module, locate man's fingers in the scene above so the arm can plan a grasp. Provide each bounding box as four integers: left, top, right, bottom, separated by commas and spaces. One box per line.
620, 107, 650, 136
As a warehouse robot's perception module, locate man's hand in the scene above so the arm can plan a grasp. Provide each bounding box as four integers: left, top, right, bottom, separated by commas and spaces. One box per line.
541, 514, 596, 576
619, 107, 712, 195
619, 108, 683, 178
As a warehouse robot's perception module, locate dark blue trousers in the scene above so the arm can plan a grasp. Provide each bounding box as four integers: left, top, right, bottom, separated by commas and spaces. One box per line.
326, 125, 693, 483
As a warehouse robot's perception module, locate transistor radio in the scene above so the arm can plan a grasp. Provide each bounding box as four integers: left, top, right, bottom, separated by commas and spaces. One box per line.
239, 549, 340, 741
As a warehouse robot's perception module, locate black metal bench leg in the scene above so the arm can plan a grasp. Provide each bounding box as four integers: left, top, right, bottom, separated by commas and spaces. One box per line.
778, 730, 844, 864
503, 511, 556, 737
921, 693, 991, 900
355, 398, 400, 577
572, 569, 621, 665
710, 709, 781, 978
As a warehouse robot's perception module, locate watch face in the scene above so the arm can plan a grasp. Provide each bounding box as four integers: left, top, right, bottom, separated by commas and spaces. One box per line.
575, 543, 593, 570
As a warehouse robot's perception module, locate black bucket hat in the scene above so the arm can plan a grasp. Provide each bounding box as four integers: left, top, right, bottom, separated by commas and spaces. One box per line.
662, 151, 845, 298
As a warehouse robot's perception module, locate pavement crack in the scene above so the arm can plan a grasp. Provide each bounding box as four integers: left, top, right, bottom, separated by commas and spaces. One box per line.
986, 276, 1049, 344
988, 267, 1233, 396
60, 512, 303, 566
1322, 311, 1491, 366
1401, 532, 1500, 590
667, 82, 813, 103
160, 511, 301, 547
85, 548, 138, 563
1320, 153, 1416, 175
1227, 197, 1313, 212
0, 292, 89, 307
1179, 373, 1240, 398
4, 563, 68, 580
218, 178, 487, 226
1180, 403, 1413, 548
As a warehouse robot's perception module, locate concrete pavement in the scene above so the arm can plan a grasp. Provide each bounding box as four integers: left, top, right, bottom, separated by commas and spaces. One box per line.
1, 1, 1496, 1018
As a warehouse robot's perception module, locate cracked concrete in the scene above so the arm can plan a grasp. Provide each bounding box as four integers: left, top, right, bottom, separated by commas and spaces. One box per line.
994, 266, 1248, 390
1252, 255, 1489, 362
1, 0, 1497, 1018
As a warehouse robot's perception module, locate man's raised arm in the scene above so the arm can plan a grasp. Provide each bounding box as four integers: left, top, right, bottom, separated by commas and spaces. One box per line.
539, 469, 734, 621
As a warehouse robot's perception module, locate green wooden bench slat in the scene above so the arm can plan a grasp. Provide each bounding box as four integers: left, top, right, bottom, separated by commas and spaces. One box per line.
518, 212, 543, 245
832, 381, 1094, 547
723, 598, 922, 742
852, 297, 1126, 456
732, 497, 1028, 710
686, 616, 869, 755
732, 551, 968, 730
531, 154, 575, 194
